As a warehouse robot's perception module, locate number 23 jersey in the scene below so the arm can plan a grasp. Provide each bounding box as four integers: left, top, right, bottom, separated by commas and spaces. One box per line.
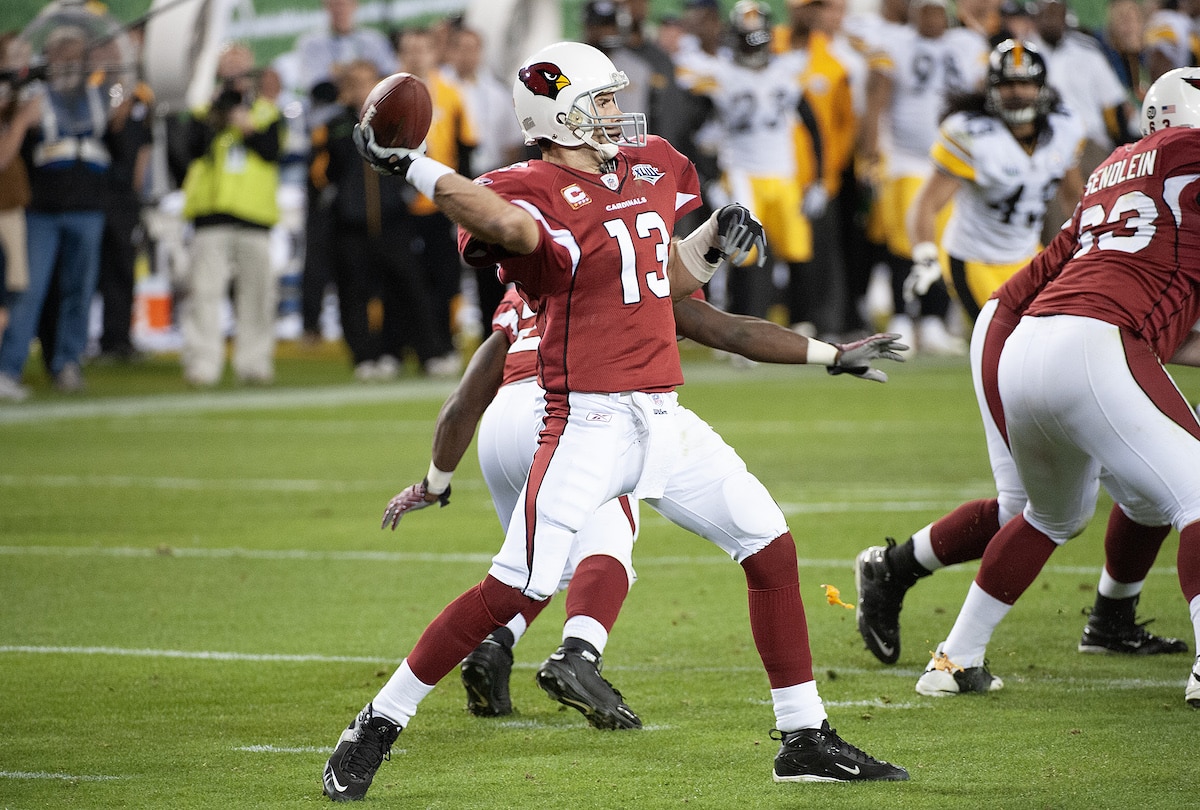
459, 135, 703, 395
1028, 126, 1200, 360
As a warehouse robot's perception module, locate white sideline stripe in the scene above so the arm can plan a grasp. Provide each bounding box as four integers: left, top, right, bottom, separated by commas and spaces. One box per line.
0, 771, 124, 782
0, 645, 398, 664
0, 545, 1177, 576
234, 745, 330, 754
0, 646, 1187, 689
0, 472, 985, 513
0, 473, 384, 494
0, 380, 456, 425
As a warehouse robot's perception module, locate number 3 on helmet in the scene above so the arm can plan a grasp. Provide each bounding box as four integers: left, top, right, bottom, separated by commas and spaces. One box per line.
1140, 66, 1200, 136
512, 41, 647, 161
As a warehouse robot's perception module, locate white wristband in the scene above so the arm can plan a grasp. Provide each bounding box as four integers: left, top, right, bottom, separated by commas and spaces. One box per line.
806, 339, 839, 367
425, 461, 454, 495
674, 213, 721, 283
912, 241, 939, 265
405, 157, 455, 200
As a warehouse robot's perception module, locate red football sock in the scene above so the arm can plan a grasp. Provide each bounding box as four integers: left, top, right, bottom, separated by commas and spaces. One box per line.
975, 514, 1057, 605
1178, 522, 1200, 604
742, 533, 813, 687
1102, 503, 1171, 583
564, 554, 629, 632
406, 576, 544, 684
930, 498, 1001, 566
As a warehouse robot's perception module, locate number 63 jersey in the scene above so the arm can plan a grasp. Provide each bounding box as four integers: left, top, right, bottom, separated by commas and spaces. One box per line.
458, 135, 703, 395
933, 106, 1086, 265
1027, 126, 1200, 361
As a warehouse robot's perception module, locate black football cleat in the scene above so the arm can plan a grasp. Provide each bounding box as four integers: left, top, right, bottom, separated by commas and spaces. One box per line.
1078, 609, 1188, 656
322, 703, 401, 802
855, 540, 910, 664
771, 721, 909, 782
461, 636, 515, 716
536, 644, 641, 730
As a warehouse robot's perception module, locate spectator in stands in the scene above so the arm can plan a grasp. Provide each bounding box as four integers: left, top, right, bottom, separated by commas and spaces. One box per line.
1095, 0, 1148, 102
178, 43, 284, 387
0, 33, 40, 401
1029, 0, 1136, 163
444, 25, 524, 340
292, 0, 396, 346
309, 59, 442, 382
389, 26, 474, 378
1143, 0, 1199, 82
96, 44, 154, 364
0, 25, 110, 397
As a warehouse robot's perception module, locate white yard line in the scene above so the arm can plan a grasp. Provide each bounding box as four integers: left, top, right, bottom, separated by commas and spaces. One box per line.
0, 381, 455, 425
0, 771, 124, 781
0, 543, 1177, 577
0, 645, 1186, 689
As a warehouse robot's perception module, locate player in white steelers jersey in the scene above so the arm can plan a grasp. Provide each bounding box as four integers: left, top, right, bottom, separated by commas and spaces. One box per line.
906, 39, 1084, 321
911, 67, 1200, 705
1141, 0, 1199, 81
859, 0, 988, 354
325, 40, 911, 801
386, 286, 904, 722
676, 1, 826, 320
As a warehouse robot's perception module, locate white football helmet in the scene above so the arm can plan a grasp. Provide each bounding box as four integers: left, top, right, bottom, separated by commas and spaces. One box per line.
512, 41, 647, 160
1140, 66, 1200, 136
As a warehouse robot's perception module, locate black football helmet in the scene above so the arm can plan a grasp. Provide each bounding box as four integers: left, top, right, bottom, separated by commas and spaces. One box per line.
985, 39, 1054, 126
729, 0, 773, 69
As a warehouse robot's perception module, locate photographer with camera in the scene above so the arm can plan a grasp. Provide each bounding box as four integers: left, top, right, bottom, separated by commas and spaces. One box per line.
0, 24, 112, 398
178, 42, 284, 388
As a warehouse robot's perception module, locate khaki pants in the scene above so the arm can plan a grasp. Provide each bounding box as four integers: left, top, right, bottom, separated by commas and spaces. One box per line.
0, 208, 29, 291
181, 224, 276, 385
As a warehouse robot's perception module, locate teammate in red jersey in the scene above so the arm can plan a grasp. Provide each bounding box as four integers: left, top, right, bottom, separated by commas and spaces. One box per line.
907, 67, 1200, 705
854, 222, 1187, 672
321, 41, 909, 802
381, 286, 904, 723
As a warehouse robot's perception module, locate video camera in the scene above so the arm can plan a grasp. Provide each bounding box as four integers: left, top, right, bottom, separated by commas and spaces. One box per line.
0, 63, 49, 91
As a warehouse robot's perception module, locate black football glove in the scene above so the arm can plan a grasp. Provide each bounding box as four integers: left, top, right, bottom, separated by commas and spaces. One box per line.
704, 203, 767, 267
353, 121, 427, 177
827, 332, 908, 383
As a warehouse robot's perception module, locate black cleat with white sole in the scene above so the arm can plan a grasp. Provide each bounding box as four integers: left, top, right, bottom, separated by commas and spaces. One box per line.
536, 642, 641, 730
322, 703, 401, 802
772, 721, 909, 782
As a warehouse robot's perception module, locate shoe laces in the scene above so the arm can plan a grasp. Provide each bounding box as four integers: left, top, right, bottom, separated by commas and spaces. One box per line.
345, 719, 396, 777
771, 724, 888, 766
568, 649, 628, 700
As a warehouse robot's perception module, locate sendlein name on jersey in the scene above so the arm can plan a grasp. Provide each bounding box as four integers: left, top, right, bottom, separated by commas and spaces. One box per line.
606, 196, 648, 211
1086, 150, 1158, 195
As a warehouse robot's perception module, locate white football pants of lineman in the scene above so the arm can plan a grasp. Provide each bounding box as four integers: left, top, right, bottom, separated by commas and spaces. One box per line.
489, 390, 787, 601
477, 379, 638, 593
969, 301, 1169, 539
999, 315, 1200, 541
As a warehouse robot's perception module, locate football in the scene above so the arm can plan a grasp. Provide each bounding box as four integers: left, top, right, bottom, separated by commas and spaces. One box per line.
359, 72, 433, 150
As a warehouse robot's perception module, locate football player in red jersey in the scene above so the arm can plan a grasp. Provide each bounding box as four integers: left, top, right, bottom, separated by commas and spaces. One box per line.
856, 224, 1188, 676
380, 287, 904, 723
322, 41, 909, 801
902, 67, 1200, 705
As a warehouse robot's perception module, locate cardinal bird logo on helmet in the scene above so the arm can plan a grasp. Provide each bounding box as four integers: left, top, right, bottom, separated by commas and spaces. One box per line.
520, 62, 571, 100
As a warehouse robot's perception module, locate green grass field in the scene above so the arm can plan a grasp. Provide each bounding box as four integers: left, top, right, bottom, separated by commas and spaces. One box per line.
1, 344, 1198, 809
